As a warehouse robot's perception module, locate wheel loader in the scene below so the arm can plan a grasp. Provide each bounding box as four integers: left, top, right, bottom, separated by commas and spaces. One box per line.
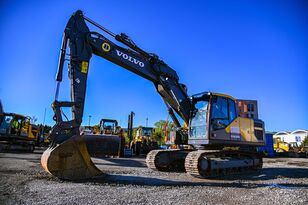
84, 119, 123, 157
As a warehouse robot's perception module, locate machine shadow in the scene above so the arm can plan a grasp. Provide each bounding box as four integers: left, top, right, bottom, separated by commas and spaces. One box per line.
212, 167, 308, 181
0, 155, 41, 163
84, 172, 308, 189
79, 167, 308, 189
92, 157, 146, 168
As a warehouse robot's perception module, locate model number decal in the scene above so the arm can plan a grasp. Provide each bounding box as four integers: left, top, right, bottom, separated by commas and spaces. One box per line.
231, 127, 240, 139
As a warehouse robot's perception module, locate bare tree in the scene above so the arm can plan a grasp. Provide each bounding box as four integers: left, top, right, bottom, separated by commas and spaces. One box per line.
31, 116, 38, 124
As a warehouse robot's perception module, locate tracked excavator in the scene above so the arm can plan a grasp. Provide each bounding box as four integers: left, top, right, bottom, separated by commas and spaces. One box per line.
41, 10, 265, 180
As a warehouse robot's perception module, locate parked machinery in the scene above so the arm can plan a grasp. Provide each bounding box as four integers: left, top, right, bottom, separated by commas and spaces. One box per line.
136, 127, 153, 139
41, 11, 265, 180
99, 119, 119, 135
83, 118, 123, 158
274, 137, 308, 157
131, 127, 158, 155
0, 113, 39, 152
273, 137, 289, 152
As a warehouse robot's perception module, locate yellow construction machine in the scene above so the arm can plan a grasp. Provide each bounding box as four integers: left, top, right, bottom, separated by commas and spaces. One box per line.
41, 11, 265, 180
84, 119, 124, 157
0, 112, 39, 152
273, 137, 290, 152
130, 127, 158, 155
274, 137, 308, 157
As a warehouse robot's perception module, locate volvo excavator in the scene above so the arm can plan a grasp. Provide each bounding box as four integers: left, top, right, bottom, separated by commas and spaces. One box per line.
41, 10, 265, 180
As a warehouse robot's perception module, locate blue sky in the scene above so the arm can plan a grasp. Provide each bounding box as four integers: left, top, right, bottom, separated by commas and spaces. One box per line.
0, 0, 307, 131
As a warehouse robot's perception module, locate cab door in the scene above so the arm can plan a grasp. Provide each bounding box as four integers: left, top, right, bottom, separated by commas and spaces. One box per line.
209, 96, 238, 141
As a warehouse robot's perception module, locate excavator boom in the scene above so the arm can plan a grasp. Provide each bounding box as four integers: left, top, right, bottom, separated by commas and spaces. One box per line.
42, 10, 191, 180
51, 10, 191, 145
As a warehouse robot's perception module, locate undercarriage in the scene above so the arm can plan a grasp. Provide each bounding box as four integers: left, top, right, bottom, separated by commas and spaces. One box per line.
146, 148, 263, 178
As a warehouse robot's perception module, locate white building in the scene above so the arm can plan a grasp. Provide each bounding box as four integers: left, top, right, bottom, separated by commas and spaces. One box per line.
290, 130, 308, 146
274, 131, 290, 141
273, 129, 308, 146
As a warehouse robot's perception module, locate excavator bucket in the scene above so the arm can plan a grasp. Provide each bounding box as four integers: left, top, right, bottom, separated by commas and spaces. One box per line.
41, 135, 103, 180
84, 134, 121, 157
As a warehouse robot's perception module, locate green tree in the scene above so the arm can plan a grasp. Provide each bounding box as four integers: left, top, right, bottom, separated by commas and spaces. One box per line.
153, 120, 174, 145
154, 120, 166, 129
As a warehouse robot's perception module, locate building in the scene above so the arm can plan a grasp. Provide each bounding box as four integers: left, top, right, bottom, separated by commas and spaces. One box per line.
236, 99, 258, 119
290, 130, 308, 146
273, 129, 308, 146
273, 131, 290, 142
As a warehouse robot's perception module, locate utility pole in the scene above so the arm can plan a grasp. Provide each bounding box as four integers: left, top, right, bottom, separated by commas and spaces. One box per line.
127, 112, 135, 143
39, 108, 47, 145
146, 117, 148, 127
0, 100, 3, 115
88, 115, 92, 126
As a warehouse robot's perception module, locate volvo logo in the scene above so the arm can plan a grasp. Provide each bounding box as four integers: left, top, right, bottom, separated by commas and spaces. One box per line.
116, 49, 145, 67
102, 42, 111, 52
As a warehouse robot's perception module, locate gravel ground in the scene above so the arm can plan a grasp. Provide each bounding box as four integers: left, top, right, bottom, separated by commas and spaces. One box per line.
0, 149, 307, 205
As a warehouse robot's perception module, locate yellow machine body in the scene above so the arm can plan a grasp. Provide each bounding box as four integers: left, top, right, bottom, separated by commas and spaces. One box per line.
273, 137, 289, 152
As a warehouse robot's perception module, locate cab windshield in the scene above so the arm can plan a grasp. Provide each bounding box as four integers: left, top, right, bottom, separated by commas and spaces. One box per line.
142, 128, 153, 136
0, 115, 13, 130
102, 121, 116, 131
189, 95, 209, 139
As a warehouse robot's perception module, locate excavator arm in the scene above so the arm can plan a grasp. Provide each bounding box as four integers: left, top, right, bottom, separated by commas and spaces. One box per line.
42, 10, 191, 180
51, 10, 190, 145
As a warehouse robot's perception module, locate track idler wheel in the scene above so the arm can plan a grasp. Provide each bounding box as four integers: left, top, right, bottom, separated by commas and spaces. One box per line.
41, 135, 103, 180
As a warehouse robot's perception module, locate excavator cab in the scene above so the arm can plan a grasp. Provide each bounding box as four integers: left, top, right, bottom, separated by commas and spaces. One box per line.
189, 92, 265, 148
0, 113, 25, 135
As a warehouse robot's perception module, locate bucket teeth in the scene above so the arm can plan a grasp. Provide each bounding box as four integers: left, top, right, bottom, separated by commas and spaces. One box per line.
41, 135, 103, 180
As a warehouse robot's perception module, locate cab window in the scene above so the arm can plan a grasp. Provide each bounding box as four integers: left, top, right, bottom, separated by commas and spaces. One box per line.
211, 96, 229, 130
211, 96, 238, 130
228, 99, 237, 122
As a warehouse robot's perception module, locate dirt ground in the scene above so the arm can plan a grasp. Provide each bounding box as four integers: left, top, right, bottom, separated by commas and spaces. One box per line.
0, 149, 307, 205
